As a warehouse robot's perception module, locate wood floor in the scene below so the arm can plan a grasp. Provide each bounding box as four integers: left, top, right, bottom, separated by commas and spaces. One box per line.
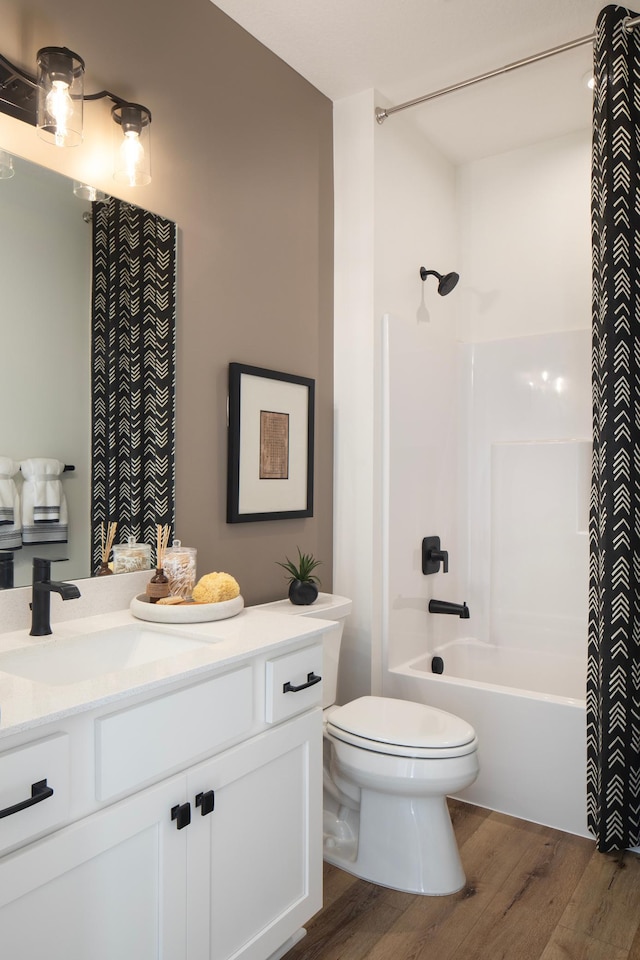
288, 800, 640, 960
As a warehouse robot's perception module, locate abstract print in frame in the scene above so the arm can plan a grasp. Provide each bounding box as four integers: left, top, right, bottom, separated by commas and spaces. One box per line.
227, 363, 314, 522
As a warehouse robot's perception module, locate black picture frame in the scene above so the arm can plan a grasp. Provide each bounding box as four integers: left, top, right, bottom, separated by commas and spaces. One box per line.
227, 363, 315, 523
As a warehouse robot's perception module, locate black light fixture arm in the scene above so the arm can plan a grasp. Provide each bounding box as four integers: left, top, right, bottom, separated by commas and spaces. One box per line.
84, 90, 150, 117
0, 46, 84, 93
0, 50, 37, 88
0, 48, 150, 124
84, 89, 127, 105
0, 50, 138, 104
85, 90, 152, 129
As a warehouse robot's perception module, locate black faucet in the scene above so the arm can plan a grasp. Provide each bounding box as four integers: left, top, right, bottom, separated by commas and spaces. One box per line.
0, 551, 14, 589
30, 557, 81, 636
428, 599, 470, 619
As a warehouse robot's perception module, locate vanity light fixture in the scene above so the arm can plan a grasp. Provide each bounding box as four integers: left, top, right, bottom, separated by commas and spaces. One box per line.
36, 47, 84, 147
0, 46, 152, 185
73, 181, 108, 201
111, 102, 151, 186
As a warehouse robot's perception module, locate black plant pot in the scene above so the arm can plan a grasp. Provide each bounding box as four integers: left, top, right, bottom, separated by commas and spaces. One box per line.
288, 579, 318, 606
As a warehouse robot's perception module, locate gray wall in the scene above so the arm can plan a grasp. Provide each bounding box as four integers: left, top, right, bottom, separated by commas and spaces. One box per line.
0, 0, 334, 604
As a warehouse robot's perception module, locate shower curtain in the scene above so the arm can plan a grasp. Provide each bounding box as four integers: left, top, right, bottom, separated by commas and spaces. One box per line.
589, 4, 640, 852
90, 197, 176, 573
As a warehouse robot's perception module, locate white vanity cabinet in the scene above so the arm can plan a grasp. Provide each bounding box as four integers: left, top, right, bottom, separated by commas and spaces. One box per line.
0, 636, 324, 960
0, 769, 188, 959
188, 709, 321, 960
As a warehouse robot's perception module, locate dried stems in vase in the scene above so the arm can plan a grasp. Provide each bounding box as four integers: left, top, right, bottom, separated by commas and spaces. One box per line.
147, 523, 171, 603
156, 524, 171, 570
97, 521, 118, 575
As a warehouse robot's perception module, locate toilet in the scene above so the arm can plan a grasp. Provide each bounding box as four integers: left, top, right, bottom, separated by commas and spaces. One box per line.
256, 593, 479, 896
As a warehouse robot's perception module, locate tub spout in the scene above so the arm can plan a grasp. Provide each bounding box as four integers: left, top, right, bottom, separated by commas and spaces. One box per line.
429, 599, 470, 619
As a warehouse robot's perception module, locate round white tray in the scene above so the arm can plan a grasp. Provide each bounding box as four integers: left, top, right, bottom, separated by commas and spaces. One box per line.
130, 593, 244, 624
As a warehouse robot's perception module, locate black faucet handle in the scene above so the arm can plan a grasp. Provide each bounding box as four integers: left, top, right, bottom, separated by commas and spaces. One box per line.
33, 557, 68, 567
32, 557, 52, 581
431, 549, 449, 573
422, 536, 449, 575
32, 557, 70, 585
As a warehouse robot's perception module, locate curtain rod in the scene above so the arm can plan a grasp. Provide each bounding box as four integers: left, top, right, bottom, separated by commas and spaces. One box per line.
375, 33, 595, 124
374, 17, 640, 125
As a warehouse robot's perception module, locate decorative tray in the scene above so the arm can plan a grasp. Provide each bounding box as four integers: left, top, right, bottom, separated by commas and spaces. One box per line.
130, 593, 244, 624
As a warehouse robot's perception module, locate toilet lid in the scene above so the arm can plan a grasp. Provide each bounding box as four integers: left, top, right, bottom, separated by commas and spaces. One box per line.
327, 696, 475, 751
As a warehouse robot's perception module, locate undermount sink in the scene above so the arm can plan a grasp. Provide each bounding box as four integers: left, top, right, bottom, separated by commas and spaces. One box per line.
0, 624, 207, 686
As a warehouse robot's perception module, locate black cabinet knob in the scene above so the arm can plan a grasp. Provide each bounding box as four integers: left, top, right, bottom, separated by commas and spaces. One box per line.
195, 790, 215, 816
171, 802, 191, 830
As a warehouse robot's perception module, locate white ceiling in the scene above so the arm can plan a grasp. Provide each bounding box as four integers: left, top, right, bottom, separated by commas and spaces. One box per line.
211, 0, 606, 162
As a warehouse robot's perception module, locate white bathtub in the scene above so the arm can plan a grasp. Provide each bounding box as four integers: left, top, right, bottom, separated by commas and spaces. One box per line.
385, 638, 589, 838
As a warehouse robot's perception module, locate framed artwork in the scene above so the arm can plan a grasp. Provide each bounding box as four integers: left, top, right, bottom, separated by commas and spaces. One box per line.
227, 363, 315, 522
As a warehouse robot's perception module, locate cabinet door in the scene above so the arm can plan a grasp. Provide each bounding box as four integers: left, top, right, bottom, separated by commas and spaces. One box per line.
187, 709, 322, 960
0, 773, 188, 960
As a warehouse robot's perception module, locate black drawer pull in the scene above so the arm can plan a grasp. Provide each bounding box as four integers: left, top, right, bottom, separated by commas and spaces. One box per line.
283, 672, 322, 694
0, 779, 54, 820
171, 802, 191, 830
195, 790, 215, 816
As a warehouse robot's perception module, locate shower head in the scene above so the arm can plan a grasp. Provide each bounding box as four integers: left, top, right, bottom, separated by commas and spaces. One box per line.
419, 267, 460, 296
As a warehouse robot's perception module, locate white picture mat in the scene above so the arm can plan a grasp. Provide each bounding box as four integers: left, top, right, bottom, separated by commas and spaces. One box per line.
238, 374, 309, 514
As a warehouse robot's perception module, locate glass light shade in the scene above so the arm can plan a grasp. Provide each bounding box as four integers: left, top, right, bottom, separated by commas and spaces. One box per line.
73, 181, 108, 202
36, 47, 84, 147
112, 103, 151, 186
0, 151, 14, 180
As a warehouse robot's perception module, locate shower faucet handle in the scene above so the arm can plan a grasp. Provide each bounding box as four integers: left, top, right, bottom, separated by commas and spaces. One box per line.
422, 536, 449, 575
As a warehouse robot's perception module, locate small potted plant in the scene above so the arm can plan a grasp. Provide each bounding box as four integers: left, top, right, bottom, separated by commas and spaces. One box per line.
277, 547, 322, 605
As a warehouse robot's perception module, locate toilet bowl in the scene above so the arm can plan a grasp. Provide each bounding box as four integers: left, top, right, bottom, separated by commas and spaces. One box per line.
256, 593, 479, 895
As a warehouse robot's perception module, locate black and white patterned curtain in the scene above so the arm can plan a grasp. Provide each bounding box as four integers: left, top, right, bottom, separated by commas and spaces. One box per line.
589, 4, 640, 852
90, 197, 176, 573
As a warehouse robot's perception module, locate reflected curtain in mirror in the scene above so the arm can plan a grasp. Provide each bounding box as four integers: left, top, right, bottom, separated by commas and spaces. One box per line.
90, 197, 176, 573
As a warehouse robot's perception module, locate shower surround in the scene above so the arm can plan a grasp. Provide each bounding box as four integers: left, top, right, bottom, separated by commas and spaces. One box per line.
382, 312, 591, 834
376, 119, 591, 834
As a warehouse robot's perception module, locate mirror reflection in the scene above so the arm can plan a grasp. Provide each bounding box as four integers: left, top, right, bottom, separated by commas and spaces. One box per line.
0, 153, 176, 588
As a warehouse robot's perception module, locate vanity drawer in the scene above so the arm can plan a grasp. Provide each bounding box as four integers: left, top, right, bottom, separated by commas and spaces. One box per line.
0, 734, 70, 854
266, 643, 323, 724
96, 665, 253, 800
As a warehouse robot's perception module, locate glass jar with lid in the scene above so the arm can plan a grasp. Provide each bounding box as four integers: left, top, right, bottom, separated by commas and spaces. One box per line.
112, 536, 152, 574
163, 540, 197, 598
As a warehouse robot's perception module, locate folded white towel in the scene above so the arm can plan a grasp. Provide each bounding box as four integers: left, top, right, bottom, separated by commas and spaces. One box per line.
0, 457, 21, 549
21, 458, 68, 545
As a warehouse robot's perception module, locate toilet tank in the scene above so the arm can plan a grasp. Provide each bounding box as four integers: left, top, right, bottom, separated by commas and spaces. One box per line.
253, 593, 352, 709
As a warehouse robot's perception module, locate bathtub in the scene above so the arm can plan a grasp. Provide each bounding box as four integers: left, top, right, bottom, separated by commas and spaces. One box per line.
385, 638, 589, 838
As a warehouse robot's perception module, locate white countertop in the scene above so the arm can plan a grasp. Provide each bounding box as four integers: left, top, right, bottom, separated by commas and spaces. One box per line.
0, 605, 329, 738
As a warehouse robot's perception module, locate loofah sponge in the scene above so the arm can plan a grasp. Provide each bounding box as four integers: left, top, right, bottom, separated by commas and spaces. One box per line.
192, 571, 240, 604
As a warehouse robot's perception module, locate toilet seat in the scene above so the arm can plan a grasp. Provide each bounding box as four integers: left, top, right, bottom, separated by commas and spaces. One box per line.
326, 696, 478, 760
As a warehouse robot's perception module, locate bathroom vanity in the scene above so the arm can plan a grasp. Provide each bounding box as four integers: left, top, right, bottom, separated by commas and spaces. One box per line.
0, 604, 326, 960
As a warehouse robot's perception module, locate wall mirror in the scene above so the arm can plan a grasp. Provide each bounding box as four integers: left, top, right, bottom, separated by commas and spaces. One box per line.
0, 152, 177, 588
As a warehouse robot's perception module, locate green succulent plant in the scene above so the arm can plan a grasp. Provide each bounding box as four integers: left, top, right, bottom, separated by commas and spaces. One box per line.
276, 547, 322, 585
